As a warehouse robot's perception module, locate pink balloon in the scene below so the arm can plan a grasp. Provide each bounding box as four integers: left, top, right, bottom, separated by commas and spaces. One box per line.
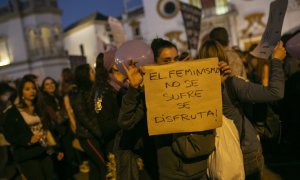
115, 40, 154, 75
286, 32, 300, 59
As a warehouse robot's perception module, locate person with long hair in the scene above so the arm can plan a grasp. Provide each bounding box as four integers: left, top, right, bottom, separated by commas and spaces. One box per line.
41, 77, 67, 130
41, 76, 78, 179
3, 77, 55, 180
209, 27, 247, 79
71, 63, 107, 180
91, 48, 127, 154
60, 68, 76, 96
198, 39, 286, 179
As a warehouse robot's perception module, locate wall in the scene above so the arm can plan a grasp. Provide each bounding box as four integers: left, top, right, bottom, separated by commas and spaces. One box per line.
0, 17, 28, 63
63, 21, 109, 66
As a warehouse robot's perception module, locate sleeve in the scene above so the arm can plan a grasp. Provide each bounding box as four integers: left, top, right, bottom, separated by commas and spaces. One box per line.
233, 59, 284, 103
73, 92, 102, 139
118, 87, 146, 130
3, 107, 32, 146
64, 95, 76, 133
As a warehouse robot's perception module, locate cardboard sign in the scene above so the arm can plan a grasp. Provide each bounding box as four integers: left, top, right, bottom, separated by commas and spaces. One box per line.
143, 58, 222, 136
250, 0, 288, 59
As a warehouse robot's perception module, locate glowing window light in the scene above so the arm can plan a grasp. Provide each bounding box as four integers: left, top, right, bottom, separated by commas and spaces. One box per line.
0, 56, 10, 66
216, 0, 229, 15
0, 41, 11, 66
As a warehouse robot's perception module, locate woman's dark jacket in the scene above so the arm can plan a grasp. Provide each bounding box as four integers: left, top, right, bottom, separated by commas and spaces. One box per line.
71, 85, 121, 143
94, 85, 121, 143
71, 87, 101, 139
3, 105, 47, 162
42, 92, 67, 139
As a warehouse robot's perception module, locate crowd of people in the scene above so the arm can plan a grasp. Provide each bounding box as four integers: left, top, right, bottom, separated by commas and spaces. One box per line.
0, 26, 299, 180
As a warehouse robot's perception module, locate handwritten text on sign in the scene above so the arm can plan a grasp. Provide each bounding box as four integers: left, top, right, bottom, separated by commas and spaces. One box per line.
143, 58, 222, 136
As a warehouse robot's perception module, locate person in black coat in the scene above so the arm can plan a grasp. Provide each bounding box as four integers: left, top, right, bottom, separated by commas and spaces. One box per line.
71, 63, 106, 180
90, 48, 127, 155
3, 78, 55, 180
41, 76, 78, 179
71, 48, 128, 180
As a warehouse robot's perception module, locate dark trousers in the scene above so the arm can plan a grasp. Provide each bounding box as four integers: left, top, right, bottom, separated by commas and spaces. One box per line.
79, 138, 106, 180
244, 147, 264, 180
55, 129, 78, 180
0, 146, 8, 178
19, 155, 53, 180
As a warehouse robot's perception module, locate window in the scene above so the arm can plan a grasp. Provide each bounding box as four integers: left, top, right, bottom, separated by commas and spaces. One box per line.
40, 26, 53, 55
129, 20, 141, 38
201, 0, 215, 9
134, 27, 140, 36
189, 0, 202, 8
27, 29, 38, 57
215, 0, 228, 15
109, 34, 114, 43
0, 37, 11, 66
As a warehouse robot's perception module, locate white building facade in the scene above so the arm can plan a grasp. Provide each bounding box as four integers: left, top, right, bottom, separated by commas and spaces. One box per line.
63, 12, 113, 66
122, 0, 300, 52
0, 0, 69, 82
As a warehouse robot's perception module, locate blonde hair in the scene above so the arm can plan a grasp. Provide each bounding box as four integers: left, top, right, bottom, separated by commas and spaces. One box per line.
198, 40, 228, 63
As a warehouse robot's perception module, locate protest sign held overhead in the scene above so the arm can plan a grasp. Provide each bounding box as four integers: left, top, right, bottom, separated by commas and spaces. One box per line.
250, 0, 288, 59
143, 58, 222, 136
180, 2, 202, 51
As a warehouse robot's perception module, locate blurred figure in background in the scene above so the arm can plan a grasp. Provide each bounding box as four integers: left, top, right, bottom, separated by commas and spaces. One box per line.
210, 27, 247, 79
60, 68, 76, 96
41, 77, 77, 179
71, 64, 107, 180
0, 82, 16, 179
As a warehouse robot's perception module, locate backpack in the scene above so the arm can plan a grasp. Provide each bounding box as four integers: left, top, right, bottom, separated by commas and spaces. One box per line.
171, 130, 215, 159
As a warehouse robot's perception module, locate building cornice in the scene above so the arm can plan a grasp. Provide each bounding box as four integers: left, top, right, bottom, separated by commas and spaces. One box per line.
21, 8, 62, 16
63, 19, 107, 37
0, 12, 19, 24
0, 54, 68, 69
0, 8, 62, 24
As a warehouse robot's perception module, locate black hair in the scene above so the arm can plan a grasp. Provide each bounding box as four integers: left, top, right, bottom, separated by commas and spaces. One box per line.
90, 53, 110, 99
95, 53, 109, 86
74, 64, 93, 90
61, 68, 75, 84
0, 82, 14, 96
151, 38, 177, 62
22, 73, 38, 81
17, 77, 42, 116
209, 27, 229, 47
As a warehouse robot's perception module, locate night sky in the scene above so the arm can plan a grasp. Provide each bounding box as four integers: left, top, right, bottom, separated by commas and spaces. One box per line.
58, 0, 142, 28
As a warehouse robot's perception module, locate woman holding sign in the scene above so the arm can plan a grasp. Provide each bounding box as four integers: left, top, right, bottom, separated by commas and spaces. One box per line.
118, 38, 231, 180
199, 39, 286, 179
